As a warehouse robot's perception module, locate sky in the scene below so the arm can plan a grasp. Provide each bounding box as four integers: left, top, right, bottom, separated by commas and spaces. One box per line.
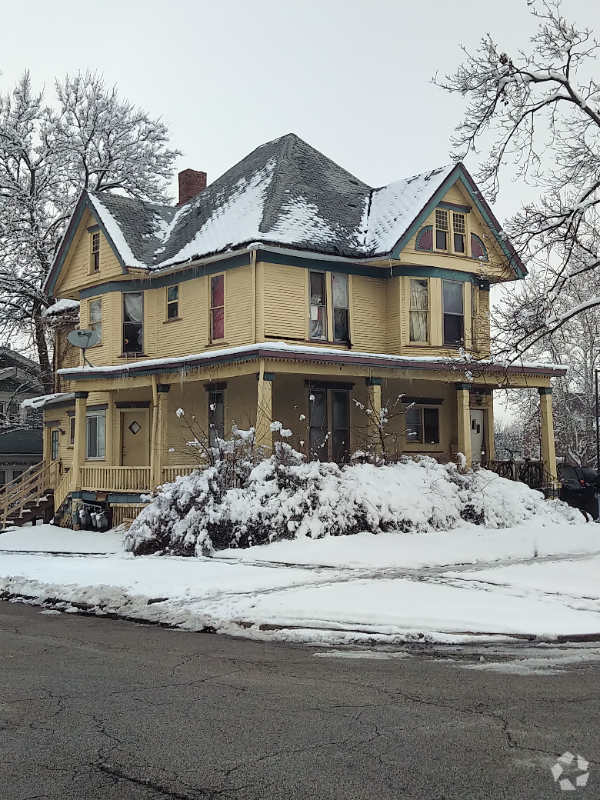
1, 0, 596, 223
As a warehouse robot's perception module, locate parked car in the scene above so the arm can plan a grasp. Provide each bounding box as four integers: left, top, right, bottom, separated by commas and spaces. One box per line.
557, 463, 600, 520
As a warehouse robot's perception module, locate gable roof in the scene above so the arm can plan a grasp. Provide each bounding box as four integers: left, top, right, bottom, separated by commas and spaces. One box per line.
45, 133, 525, 294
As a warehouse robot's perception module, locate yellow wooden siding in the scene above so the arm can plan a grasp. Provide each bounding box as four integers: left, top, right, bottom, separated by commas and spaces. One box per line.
156, 278, 207, 358
350, 276, 387, 352
226, 266, 253, 347
474, 289, 491, 356
55, 210, 124, 296
263, 262, 307, 340
385, 277, 401, 354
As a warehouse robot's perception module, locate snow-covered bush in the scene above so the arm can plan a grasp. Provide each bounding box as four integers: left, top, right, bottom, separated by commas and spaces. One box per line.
125, 434, 584, 557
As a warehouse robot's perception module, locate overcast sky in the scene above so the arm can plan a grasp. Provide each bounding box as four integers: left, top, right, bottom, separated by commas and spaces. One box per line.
1, 0, 596, 222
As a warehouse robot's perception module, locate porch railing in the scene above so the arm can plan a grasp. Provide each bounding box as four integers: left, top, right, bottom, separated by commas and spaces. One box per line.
0, 460, 60, 528
80, 466, 151, 493
53, 469, 73, 513
485, 459, 556, 494
161, 465, 197, 484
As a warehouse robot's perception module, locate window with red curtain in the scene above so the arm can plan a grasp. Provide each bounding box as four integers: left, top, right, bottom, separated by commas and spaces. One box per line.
210, 275, 225, 341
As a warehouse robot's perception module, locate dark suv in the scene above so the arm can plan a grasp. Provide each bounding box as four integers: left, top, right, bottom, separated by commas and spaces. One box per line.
557, 463, 600, 520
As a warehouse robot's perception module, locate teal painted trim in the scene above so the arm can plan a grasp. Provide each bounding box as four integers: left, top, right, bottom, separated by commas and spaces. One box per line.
390, 165, 527, 279
79, 253, 251, 299
538, 387, 553, 395
391, 265, 476, 284
455, 383, 473, 390
260, 249, 381, 278
439, 201, 471, 213
262, 372, 275, 381
87, 224, 100, 232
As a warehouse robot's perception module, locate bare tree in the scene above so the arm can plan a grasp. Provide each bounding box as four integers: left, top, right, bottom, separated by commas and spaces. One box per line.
436, 1, 600, 359
0, 71, 180, 390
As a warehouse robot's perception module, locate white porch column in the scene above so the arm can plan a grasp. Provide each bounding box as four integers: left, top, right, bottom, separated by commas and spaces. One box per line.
539, 387, 558, 486
365, 378, 383, 456
72, 391, 88, 491
151, 383, 170, 488
456, 383, 471, 469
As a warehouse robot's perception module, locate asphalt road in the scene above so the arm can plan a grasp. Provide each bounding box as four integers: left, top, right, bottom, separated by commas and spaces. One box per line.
0, 601, 597, 800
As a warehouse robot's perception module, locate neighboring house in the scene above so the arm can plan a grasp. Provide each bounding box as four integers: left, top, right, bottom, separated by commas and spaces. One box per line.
18, 133, 563, 527
0, 347, 44, 485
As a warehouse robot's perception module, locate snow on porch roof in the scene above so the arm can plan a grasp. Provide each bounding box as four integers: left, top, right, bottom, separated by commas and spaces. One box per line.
83, 134, 460, 270
57, 341, 567, 382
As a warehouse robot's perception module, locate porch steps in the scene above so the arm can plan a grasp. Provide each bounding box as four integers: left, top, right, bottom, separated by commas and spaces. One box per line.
0, 462, 59, 530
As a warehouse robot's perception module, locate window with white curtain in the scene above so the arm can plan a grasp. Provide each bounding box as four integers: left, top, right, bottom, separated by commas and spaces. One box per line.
123, 292, 144, 353
409, 279, 429, 343
86, 411, 106, 460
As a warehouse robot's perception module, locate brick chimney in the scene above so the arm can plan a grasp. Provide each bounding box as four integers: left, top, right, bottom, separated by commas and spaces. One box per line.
177, 169, 207, 206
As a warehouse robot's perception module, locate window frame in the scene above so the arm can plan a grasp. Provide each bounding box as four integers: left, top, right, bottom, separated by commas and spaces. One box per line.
432, 207, 470, 256
309, 271, 351, 344
308, 387, 350, 463
122, 291, 144, 355
166, 284, 179, 321
51, 428, 60, 461
88, 297, 102, 344
404, 405, 440, 445
85, 410, 106, 461
210, 274, 225, 343
408, 278, 429, 344
442, 279, 465, 347
90, 231, 100, 273
70, 416, 76, 446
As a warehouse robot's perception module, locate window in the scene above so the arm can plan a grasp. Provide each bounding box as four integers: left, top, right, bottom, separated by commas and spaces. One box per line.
435, 209, 449, 250
208, 389, 225, 447
210, 275, 225, 341
123, 292, 144, 354
443, 280, 464, 346
332, 274, 349, 342
309, 272, 327, 340
409, 279, 429, 343
167, 285, 179, 320
471, 285, 478, 349
86, 411, 106, 460
89, 298, 102, 343
12, 470, 23, 482
0, 471, 5, 486
405, 406, 439, 444
70, 416, 75, 445
51, 428, 60, 461
453, 213, 466, 253
90, 231, 100, 272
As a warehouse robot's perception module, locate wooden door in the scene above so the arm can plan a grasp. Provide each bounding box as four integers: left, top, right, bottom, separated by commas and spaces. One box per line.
121, 410, 150, 466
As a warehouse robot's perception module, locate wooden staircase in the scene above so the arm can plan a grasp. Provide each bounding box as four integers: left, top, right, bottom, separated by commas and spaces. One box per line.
0, 461, 60, 530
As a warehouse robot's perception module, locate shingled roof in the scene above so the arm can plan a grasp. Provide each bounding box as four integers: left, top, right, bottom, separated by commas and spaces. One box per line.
86, 133, 457, 270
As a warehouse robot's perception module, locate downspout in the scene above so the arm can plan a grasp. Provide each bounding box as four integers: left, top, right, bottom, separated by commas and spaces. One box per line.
151, 375, 159, 487
251, 247, 257, 343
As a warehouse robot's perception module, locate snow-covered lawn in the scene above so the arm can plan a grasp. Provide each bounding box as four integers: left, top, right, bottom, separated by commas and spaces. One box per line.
0, 522, 599, 645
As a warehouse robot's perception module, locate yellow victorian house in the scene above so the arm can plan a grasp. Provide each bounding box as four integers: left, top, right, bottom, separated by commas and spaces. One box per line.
8, 133, 563, 528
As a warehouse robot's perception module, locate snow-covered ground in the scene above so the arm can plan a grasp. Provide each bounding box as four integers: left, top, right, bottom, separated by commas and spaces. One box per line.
0, 522, 599, 646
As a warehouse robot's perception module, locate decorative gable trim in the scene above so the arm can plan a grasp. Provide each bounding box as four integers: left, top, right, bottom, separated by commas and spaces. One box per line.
45, 191, 128, 298
390, 164, 527, 279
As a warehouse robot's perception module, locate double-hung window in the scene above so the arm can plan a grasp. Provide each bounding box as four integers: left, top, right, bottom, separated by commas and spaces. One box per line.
210, 275, 225, 341
123, 292, 144, 354
51, 428, 60, 461
405, 406, 439, 445
208, 389, 225, 447
453, 213, 466, 253
435, 209, 467, 254
167, 285, 179, 320
471, 284, 478, 349
309, 272, 350, 343
89, 298, 102, 343
86, 411, 106, 460
442, 280, 464, 346
409, 279, 429, 343
90, 231, 100, 272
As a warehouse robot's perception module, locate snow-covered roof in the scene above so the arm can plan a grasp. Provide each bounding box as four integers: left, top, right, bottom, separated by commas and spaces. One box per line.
83, 134, 458, 271
42, 299, 80, 318
21, 392, 75, 411
57, 341, 567, 381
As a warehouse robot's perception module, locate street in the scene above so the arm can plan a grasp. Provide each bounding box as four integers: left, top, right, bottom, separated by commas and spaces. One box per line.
0, 601, 597, 799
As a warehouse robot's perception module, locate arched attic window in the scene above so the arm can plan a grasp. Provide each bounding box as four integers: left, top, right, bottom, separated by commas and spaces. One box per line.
471, 234, 488, 262
415, 225, 433, 251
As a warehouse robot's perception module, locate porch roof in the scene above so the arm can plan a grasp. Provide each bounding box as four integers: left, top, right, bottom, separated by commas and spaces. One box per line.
57, 342, 567, 383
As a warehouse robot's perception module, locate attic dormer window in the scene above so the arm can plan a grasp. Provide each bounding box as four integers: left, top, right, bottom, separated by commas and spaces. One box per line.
90, 231, 100, 272
435, 209, 449, 250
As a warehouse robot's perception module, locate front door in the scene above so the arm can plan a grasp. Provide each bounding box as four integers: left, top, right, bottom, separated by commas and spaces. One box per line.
470, 409, 484, 463
121, 410, 150, 466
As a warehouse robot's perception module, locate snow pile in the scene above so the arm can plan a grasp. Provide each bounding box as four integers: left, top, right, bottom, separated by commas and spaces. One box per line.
125, 445, 583, 558
41, 298, 80, 318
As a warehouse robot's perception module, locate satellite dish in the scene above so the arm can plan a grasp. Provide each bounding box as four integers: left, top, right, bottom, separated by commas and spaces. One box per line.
68, 329, 100, 349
